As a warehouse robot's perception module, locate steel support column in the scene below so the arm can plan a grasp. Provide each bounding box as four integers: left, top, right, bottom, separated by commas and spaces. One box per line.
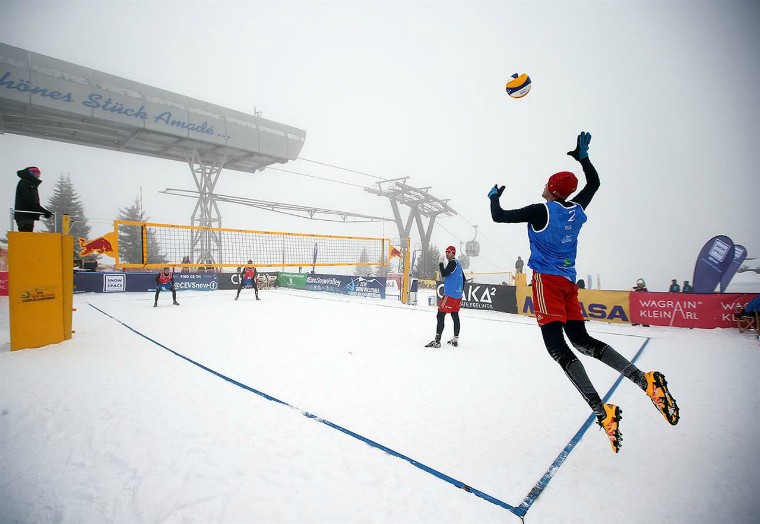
186, 148, 225, 266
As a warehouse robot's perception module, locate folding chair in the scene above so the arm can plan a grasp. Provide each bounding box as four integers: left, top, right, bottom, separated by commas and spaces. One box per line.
735, 307, 759, 336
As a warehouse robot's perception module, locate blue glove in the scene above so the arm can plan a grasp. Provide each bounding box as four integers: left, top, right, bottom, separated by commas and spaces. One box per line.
488, 184, 505, 198
567, 131, 591, 161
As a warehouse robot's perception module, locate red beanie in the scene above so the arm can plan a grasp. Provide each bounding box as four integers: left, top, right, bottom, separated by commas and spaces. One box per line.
445, 245, 456, 254
547, 171, 578, 199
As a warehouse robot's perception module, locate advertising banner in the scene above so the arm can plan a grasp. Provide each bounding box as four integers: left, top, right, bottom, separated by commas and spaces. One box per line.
692, 235, 736, 293
74, 272, 117, 293
217, 271, 279, 290
278, 272, 308, 289
171, 273, 218, 292
305, 274, 386, 299
386, 277, 401, 299
74, 272, 218, 293
216, 272, 240, 291
719, 244, 747, 293
517, 288, 631, 324
0, 245, 7, 296
437, 282, 518, 313
629, 292, 760, 328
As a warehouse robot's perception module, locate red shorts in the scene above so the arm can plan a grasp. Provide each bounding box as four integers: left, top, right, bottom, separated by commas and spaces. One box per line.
531, 273, 584, 326
438, 295, 462, 313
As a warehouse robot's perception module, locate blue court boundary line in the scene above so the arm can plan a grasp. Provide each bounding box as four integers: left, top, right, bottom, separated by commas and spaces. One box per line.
89, 303, 650, 521
514, 337, 651, 518
88, 303, 519, 515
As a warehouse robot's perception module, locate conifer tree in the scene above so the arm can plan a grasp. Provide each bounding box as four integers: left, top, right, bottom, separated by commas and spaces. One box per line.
42, 173, 94, 264
373, 261, 391, 278
354, 247, 371, 276
415, 243, 441, 281
117, 199, 167, 265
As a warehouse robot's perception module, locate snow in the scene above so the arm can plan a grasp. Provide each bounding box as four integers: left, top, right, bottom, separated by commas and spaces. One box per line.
1, 288, 759, 523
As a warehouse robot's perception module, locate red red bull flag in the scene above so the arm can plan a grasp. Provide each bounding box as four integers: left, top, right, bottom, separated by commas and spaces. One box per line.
78, 232, 118, 258
389, 244, 401, 260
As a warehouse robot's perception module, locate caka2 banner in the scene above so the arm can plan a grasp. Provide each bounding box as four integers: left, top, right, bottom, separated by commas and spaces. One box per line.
436, 282, 518, 313
719, 244, 747, 293
692, 235, 736, 293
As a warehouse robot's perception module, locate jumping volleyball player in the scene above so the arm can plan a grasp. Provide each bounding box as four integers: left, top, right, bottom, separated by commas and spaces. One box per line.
488, 132, 679, 453
235, 260, 260, 301
154, 267, 179, 307
425, 245, 465, 348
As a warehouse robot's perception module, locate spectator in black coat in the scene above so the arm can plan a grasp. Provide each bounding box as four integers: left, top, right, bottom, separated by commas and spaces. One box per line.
668, 279, 681, 293
14, 166, 52, 231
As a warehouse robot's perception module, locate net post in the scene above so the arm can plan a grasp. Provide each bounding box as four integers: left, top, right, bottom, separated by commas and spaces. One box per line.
401, 236, 412, 304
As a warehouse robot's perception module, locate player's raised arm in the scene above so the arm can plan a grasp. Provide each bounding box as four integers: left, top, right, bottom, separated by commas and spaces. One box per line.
567, 132, 600, 210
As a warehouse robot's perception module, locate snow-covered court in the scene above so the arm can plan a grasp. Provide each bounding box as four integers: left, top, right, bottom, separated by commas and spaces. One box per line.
1, 288, 759, 523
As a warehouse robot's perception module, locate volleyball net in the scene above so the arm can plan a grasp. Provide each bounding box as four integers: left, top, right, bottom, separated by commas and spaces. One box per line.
114, 220, 391, 270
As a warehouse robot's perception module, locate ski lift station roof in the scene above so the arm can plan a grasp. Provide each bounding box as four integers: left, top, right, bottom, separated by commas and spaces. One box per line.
0, 42, 306, 173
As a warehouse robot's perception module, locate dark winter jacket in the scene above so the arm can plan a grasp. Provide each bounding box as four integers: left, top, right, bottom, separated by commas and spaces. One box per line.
14, 168, 50, 221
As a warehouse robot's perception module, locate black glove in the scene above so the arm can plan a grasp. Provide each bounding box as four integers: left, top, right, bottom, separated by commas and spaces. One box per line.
43, 210, 53, 219
567, 131, 592, 161
488, 185, 506, 198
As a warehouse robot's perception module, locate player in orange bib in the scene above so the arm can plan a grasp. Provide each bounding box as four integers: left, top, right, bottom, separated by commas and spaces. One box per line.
154, 267, 179, 307
235, 260, 260, 301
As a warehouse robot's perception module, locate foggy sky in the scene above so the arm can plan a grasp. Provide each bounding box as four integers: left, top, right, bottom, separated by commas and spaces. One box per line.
1, 0, 758, 291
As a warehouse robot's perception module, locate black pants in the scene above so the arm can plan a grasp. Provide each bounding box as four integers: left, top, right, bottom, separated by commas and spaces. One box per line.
16, 219, 35, 232
436, 311, 460, 336
540, 320, 645, 417
154, 287, 177, 304
236, 280, 259, 299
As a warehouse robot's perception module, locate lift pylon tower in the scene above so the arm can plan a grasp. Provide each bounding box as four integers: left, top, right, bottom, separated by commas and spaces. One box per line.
186, 149, 226, 265
365, 177, 456, 265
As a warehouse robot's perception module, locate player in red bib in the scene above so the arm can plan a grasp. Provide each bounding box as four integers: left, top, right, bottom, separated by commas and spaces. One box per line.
235, 260, 260, 301
154, 267, 179, 307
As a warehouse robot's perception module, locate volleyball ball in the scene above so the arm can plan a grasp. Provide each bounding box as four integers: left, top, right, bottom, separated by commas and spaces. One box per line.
506, 73, 531, 98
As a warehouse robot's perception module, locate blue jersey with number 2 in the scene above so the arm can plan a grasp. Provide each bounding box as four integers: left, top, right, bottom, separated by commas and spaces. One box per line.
528, 201, 587, 282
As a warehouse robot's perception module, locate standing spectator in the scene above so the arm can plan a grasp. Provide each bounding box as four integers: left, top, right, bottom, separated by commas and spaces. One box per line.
668, 279, 680, 293
154, 267, 179, 307
425, 245, 465, 348
515, 256, 524, 274
235, 260, 260, 301
632, 279, 650, 327
14, 166, 52, 232
577, 279, 586, 289
488, 131, 678, 453
181, 256, 191, 273
682, 280, 693, 293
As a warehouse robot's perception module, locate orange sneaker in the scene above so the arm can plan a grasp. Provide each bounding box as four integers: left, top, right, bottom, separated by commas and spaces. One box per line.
644, 371, 680, 425
597, 403, 623, 453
